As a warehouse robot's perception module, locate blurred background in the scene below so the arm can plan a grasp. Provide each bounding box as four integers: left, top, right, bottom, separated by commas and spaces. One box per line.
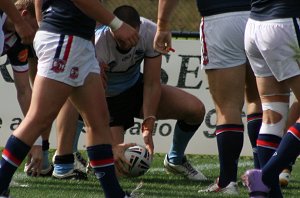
102, 0, 200, 33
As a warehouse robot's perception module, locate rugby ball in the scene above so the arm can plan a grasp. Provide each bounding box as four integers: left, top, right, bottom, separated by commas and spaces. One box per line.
124, 144, 152, 177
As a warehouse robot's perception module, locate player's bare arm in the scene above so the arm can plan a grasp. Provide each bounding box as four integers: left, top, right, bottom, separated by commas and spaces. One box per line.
73, 0, 139, 47
154, 0, 179, 54
142, 56, 162, 155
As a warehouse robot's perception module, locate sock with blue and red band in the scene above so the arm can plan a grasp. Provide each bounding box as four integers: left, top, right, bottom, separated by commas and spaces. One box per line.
0, 135, 31, 194
87, 144, 125, 198
216, 124, 244, 188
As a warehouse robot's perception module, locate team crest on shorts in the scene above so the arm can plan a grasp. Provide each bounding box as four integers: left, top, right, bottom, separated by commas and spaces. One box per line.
51, 59, 66, 73
70, 67, 79, 79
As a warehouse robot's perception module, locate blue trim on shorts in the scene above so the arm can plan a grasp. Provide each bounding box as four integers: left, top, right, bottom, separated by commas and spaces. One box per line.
293, 18, 300, 47
54, 34, 65, 59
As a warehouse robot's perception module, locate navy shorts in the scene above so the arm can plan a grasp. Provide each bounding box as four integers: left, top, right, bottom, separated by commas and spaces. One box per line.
106, 76, 143, 130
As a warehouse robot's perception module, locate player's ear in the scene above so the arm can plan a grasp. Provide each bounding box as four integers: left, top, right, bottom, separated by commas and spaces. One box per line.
20, 9, 28, 17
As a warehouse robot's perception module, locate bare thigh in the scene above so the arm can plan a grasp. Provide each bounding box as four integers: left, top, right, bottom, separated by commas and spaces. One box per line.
156, 84, 205, 125
56, 99, 79, 155
13, 75, 72, 145
205, 64, 246, 125
70, 73, 112, 146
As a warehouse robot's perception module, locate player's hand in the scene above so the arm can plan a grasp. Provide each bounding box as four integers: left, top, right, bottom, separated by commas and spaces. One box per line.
14, 20, 35, 44
112, 142, 136, 177
153, 30, 172, 54
111, 23, 139, 49
142, 116, 155, 156
24, 145, 43, 177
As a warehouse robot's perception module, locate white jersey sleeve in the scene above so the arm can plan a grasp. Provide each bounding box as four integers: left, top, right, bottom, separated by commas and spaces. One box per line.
139, 17, 160, 58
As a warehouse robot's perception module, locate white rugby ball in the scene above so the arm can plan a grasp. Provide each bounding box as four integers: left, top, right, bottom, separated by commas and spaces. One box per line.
124, 144, 152, 177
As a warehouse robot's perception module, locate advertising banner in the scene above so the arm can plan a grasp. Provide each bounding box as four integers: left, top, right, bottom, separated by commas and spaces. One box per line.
0, 39, 255, 155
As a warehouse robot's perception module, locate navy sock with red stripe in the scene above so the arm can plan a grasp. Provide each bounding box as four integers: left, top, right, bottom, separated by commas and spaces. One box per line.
261, 124, 300, 198
247, 113, 262, 168
0, 135, 30, 194
216, 124, 244, 188
257, 134, 281, 168
87, 144, 125, 198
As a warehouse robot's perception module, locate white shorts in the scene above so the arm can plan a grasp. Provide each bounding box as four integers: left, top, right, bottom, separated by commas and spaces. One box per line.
200, 11, 249, 69
245, 18, 300, 82
34, 31, 100, 87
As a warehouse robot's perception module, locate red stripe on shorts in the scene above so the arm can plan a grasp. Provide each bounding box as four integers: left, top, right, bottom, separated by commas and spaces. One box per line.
63, 35, 74, 61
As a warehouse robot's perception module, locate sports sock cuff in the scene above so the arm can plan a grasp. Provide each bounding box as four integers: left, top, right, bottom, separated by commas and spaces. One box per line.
54, 154, 74, 164
257, 134, 281, 149
177, 120, 201, 132
215, 124, 244, 135
247, 113, 263, 121
2, 135, 31, 167
42, 140, 50, 151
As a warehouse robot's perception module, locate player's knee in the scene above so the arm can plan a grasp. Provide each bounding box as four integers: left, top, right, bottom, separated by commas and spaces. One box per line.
190, 100, 206, 123
260, 102, 289, 137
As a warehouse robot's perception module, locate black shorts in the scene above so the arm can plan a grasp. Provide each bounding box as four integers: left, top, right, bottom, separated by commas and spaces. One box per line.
106, 76, 143, 130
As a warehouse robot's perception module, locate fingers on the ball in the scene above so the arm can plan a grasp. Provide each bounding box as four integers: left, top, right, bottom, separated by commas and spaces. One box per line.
125, 142, 137, 148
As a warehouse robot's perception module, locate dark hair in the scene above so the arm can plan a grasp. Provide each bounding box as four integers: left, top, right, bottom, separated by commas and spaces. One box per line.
113, 5, 141, 28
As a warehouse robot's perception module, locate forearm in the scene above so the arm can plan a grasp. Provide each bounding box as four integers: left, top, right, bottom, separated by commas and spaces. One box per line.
157, 0, 179, 31
0, 0, 23, 26
13, 72, 32, 116
143, 83, 161, 119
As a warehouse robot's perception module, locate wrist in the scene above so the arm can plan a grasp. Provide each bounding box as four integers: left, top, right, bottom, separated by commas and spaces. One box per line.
109, 16, 123, 31
157, 19, 169, 31
142, 116, 156, 132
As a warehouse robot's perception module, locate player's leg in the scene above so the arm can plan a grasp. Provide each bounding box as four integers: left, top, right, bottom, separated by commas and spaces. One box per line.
12, 70, 32, 116
52, 100, 87, 179
70, 72, 128, 198
245, 63, 263, 169
243, 18, 300, 198
27, 56, 53, 176
155, 84, 206, 181
13, 69, 53, 176
256, 76, 289, 197
206, 65, 246, 190
198, 12, 249, 193
0, 75, 72, 195
279, 100, 300, 187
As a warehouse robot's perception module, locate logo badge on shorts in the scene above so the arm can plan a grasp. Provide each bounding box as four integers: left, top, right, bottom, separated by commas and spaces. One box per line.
70, 67, 79, 79
18, 49, 28, 63
51, 59, 66, 73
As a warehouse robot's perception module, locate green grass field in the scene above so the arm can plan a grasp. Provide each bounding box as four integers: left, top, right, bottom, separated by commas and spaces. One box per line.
7, 152, 300, 198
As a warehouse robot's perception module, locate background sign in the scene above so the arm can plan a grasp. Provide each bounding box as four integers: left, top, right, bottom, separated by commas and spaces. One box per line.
0, 39, 254, 156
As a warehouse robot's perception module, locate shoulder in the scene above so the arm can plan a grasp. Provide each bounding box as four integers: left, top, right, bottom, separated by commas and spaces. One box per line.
95, 25, 111, 44
139, 17, 157, 41
140, 17, 157, 33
